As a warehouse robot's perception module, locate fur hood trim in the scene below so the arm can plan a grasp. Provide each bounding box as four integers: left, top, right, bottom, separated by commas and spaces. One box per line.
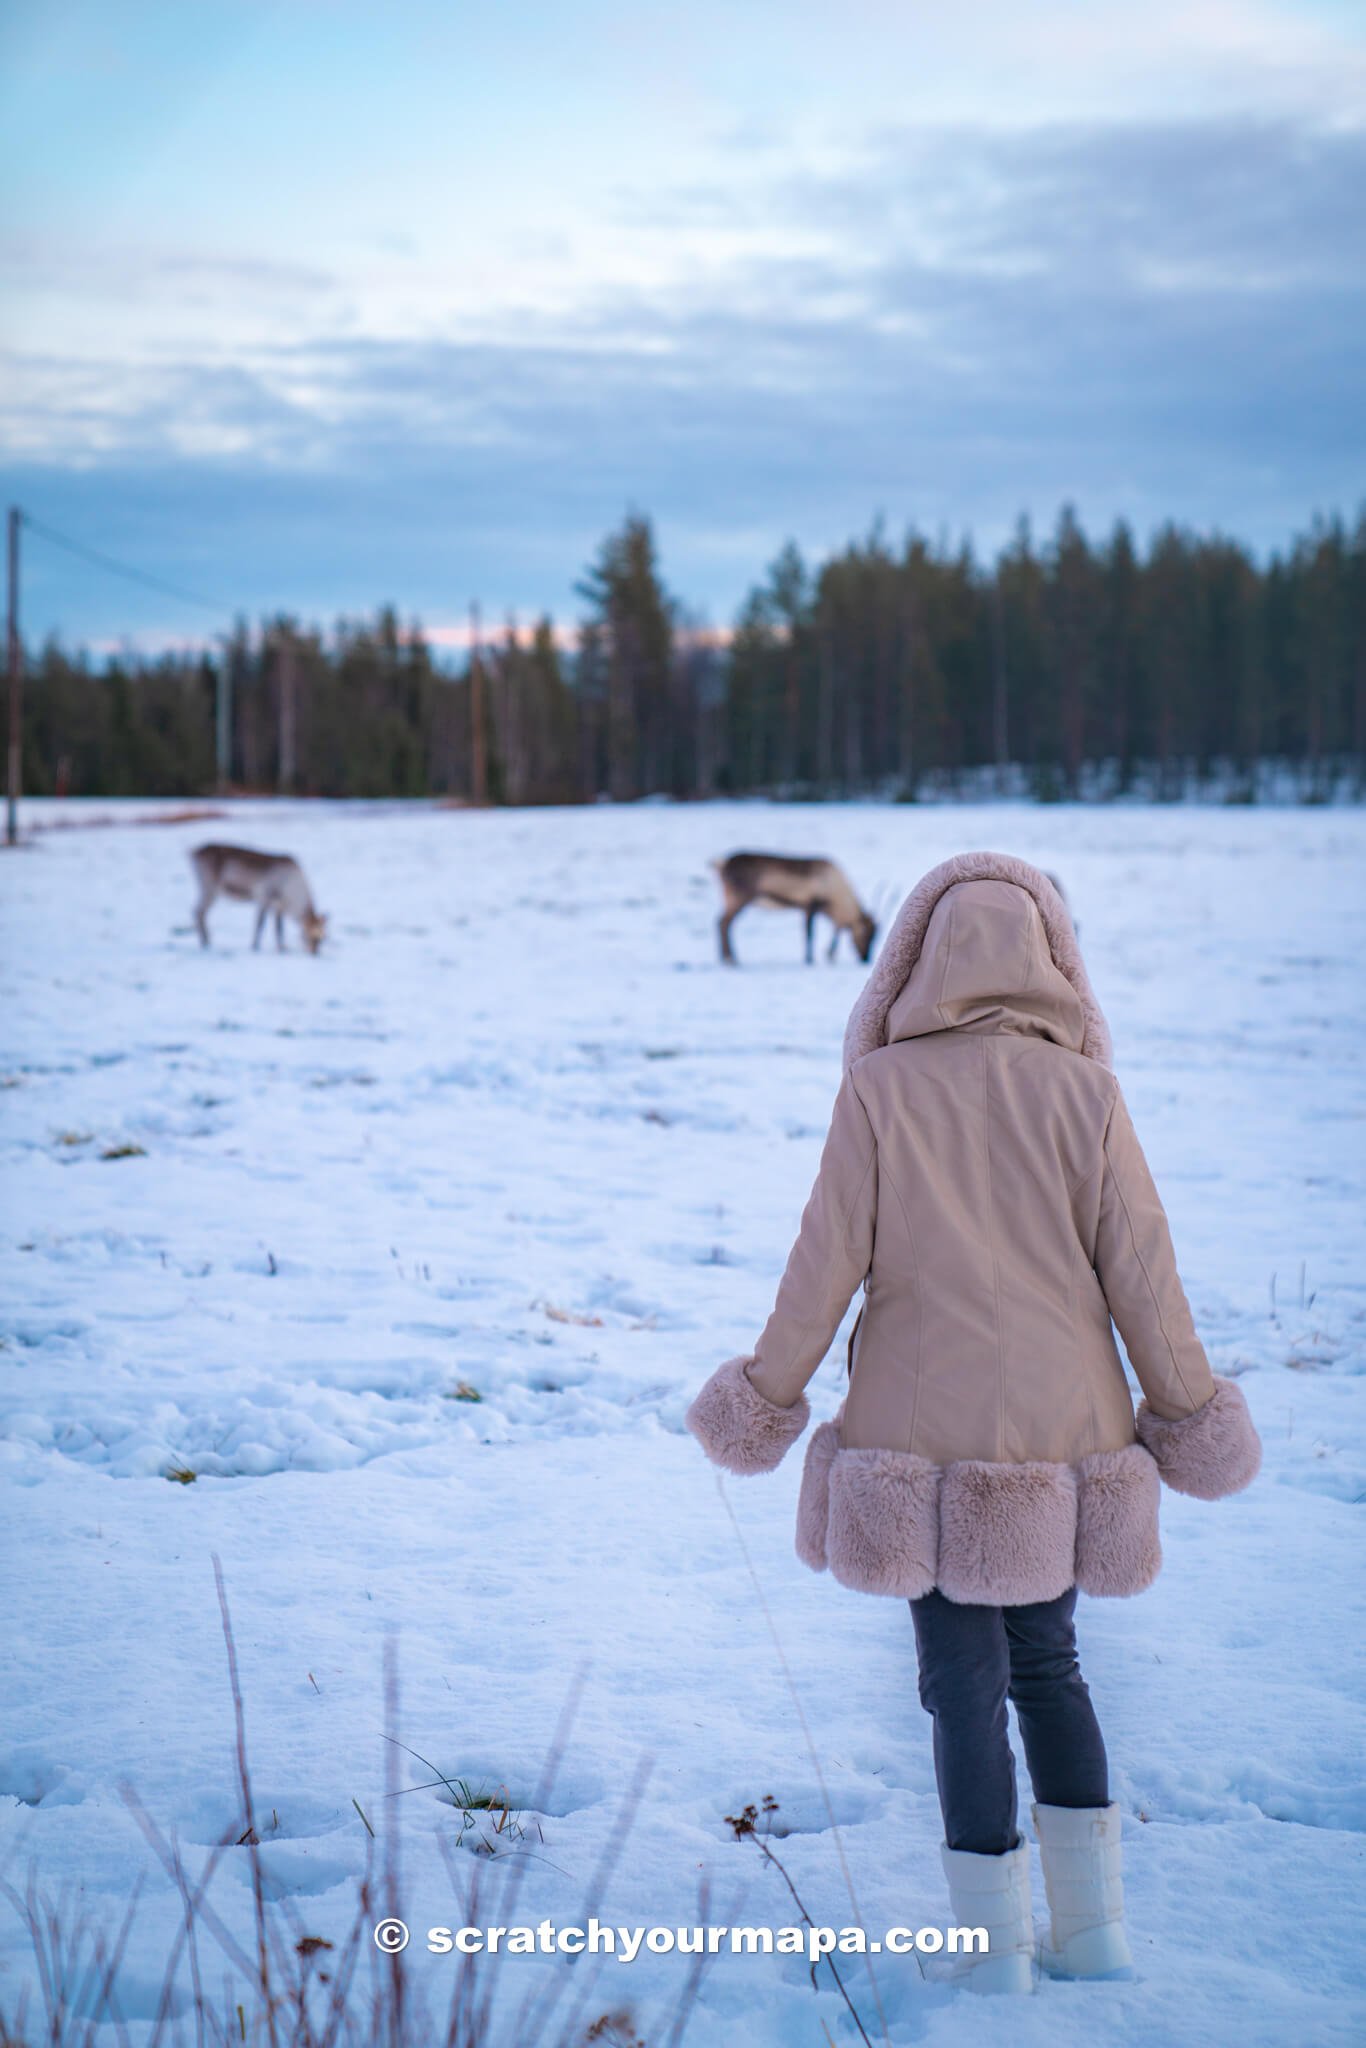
843, 851, 1113, 1071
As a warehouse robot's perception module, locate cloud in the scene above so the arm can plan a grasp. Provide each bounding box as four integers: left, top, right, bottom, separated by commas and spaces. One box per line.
0, 233, 338, 306
5, 112, 1362, 644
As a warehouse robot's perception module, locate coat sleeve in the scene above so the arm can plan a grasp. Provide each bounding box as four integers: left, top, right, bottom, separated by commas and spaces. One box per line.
684, 1068, 878, 1474
1095, 1086, 1261, 1498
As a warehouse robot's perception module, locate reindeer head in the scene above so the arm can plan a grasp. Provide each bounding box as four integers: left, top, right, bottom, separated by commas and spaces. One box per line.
857, 879, 905, 964
303, 911, 328, 955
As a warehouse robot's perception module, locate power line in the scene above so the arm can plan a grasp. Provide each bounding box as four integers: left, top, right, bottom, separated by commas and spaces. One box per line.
21, 510, 238, 620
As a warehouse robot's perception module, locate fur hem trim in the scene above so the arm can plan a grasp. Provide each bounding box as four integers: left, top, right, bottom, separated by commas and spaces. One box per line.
1134, 1374, 1262, 1499
826, 1446, 941, 1597
842, 851, 1113, 1071
684, 1355, 810, 1474
937, 1458, 1078, 1605
795, 1413, 843, 1567
1074, 1442, 1162, 1595
796, 1429, 1164, 1601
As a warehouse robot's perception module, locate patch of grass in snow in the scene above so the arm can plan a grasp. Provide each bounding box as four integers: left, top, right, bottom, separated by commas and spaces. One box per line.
164, 1465, 198, 1485
98, 1142, 147, 1161
0, 1568, 714, 2048
444, 1778, 536, 1858
380, 1740, 539, 1860
52, 1130, 93, 1148
444, 1380, 483, 1402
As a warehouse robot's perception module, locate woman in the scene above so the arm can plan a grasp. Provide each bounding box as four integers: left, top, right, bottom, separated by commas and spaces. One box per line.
685, 851, 1261, 1996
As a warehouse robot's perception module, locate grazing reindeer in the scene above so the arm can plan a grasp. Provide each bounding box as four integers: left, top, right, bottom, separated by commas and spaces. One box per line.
190, 843, 327, 954
712, 851, 878, 966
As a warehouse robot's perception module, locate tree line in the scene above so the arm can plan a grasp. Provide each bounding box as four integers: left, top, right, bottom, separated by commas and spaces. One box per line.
18, 503, 1366, 806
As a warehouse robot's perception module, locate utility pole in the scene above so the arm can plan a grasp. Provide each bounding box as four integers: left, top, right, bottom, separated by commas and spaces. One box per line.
469, 599, 487, 805
6, 506, 20, 845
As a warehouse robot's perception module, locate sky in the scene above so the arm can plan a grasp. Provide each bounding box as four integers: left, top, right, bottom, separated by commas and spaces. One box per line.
1, 0, 1364, 656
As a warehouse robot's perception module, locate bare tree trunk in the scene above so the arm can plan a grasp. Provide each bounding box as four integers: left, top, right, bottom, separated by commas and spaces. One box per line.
694, 642, 715, 796
276, 635, 296, 793
899, 587, 916, 795
216, 654, 233, 792
874, 590, 893, 783
7, 506, 21, 843
502, 631, 528, 804
991, 577, 1008, 791
817, 622, 835, 791
239, 652, 261, 789
842, 647, 862, 793
609, 615, 637, 801
469, 601, 487, 805
783, 637, 799, 786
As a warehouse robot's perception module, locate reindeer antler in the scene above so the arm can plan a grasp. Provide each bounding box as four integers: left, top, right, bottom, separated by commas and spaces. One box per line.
871, 878, 903, 927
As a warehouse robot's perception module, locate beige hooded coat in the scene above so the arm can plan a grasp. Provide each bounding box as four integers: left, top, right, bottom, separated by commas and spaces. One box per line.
685, 851, 1261, 1605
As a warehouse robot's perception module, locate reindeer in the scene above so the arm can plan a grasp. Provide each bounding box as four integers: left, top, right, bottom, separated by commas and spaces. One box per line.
190, 843, 327, 954
712, 851, 878, 966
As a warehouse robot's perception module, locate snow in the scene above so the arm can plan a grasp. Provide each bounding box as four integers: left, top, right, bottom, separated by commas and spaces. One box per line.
1, 796, 1364, 2045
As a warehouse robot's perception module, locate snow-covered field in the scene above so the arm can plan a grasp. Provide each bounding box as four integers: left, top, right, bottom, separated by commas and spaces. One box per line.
2, 797, 1364, 2046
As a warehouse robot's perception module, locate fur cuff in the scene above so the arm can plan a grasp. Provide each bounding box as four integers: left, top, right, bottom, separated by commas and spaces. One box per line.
685, 1355, 810, 1474
1135, 1374, 1262, 1499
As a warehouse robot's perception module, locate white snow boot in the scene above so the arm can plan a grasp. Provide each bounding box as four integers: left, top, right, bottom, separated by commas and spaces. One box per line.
1031, 1801, 1136, 1980
939, 1834, 1035, 1994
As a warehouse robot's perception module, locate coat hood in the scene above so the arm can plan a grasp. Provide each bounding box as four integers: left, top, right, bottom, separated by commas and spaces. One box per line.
883, 879, 1085, 1051
843, 851, 1112, 1070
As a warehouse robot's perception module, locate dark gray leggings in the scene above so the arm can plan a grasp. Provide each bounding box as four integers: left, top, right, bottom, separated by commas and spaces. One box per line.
909, 1584, 1109, 1855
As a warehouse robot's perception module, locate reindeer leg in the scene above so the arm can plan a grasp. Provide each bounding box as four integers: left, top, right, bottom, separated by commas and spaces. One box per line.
804, 905, 817, 965
275, 908, 286, 952
718, 907, 739, 966
827, 926, 840, 963
252, 903, 268, 951
194, 889, 212, 947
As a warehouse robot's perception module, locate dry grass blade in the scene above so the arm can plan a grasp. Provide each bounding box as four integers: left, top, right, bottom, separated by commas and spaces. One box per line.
716, 1474, 897, 2044
381, 1635, 405, 2048
1, 1611, 708, 2048
524, 1753, 656, 2048
212, 1555, 279, 2048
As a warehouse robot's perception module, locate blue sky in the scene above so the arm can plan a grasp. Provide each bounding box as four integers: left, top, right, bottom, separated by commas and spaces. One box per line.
2, 0, 1363, 654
